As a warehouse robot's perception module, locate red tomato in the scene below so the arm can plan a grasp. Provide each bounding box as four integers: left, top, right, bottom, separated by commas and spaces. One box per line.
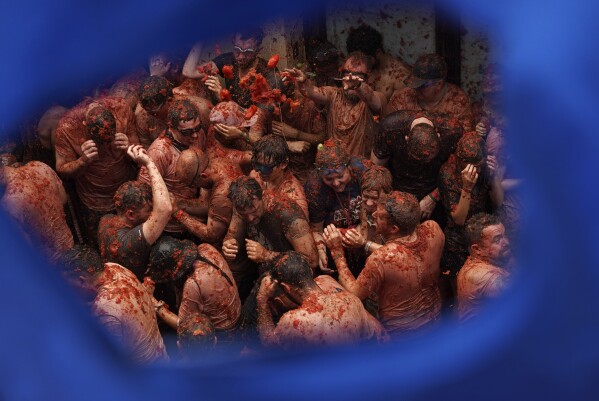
267, 54, 279, 69
222, 65, 234, 79
220, 88, 231, 101
244, 105, 258, 120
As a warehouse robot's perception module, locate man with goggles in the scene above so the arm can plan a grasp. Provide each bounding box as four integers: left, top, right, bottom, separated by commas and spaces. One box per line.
182, 28, 278, 109
283, 52, 385, 158
137, 99, 204, 238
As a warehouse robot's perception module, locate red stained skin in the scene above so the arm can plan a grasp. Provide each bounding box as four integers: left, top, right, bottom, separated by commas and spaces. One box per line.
267, 54, 279, 69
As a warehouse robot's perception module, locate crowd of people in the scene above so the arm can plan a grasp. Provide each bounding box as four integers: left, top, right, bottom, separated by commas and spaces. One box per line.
0, 23, 518, 362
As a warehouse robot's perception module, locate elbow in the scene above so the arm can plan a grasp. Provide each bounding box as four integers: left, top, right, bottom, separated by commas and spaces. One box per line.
451, 212, 466, 226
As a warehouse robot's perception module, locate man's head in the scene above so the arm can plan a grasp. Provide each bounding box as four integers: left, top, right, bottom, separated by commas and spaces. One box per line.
148, 236, 198, 284
167, 99, 201, 147
466, 213, 511, 266
456, 132, 485, 172
37, 105, 67, 150
306, 39, 341, 77
84, 104, 117, 143
361, 165, 393, 214
113, 180, 152, 225
406, 117, 440, 164
232, 28, 264, 69
373, 191, 420, 240
340, 52, 370, 102
57, 245, 105, 299
270, 251, 315, 299
405, 54, 447, 100
138, 75, 173, 117
315, 139, 352, 193
150, 52, 185, 86
177, 313, 217, 356
346, 24, 383, 64
176, 147, 210, 188
228, 176, 265, 225
252, 135, 289, 182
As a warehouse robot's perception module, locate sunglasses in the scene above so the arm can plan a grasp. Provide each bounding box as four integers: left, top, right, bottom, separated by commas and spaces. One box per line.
318, 164, 347, 176
252, 161, 277, 176
178, 124, 202, 137
233, 46, 257, 55
416, 79, 441, 89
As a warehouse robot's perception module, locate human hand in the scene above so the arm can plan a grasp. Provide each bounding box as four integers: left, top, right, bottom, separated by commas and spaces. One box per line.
419, 195, 436, 220
126, 144, 150, 166
142, 276, 156, 296
475, 121, 488, 138
214, 123, 244, 140
323, 224, 344, 251
342, 228, 366, 249
461, 164, 479, 192
245, 239, 271, 263
204, 76, 223, 98
287, 141, 310, 153
222, 239, 238, 262
486, 155, 504, 181
341, 73, 364, 91
113, 132, 129, 150
149, 55, 171, 77
283, 68, 306, 83
272, 121, 297, 138
80, 139, 98, 163
257, 274, 277, 302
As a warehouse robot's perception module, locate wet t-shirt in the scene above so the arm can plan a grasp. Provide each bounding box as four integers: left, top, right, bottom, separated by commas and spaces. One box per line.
98, 214, 151, 280
304, 156, 370, 228
386, 83, 474, 133
457, 257, 510, 321
54, 96, 138, 212
374, 110, 463, 199
356, 221, 444, 335
179, 243, 241, 331
92, 263, 168, 364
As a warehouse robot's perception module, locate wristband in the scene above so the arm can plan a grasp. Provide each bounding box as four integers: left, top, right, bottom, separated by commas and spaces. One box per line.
364, 240, 373, 254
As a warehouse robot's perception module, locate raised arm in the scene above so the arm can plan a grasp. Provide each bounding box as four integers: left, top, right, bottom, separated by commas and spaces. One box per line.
285, 68, 331, 106
127, 145, 172, 245
451, 164, 478, 226
182, 43, 205, 79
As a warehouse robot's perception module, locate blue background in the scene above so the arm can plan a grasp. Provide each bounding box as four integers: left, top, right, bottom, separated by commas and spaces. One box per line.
1, 0, 598, 400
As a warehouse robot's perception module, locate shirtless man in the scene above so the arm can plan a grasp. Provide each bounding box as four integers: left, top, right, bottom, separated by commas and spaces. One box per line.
250, 135, 308, 218
385, 53, 474, 133
173, 147, 242, 245
286, 52, 386, 157
60, 245, 168, 364
97, 145, 171, 280
55, 98, 138, 247
1, 160, 74, 263
324, 191, 445, 337
457, 213, 511, 321
137, 99, 203, 238
147, 236, 241, 342
346, 24, 412, 101
257, 252, 385, 348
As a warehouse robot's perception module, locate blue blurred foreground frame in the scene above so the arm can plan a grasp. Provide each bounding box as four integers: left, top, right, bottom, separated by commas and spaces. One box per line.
1, 0, 599, 400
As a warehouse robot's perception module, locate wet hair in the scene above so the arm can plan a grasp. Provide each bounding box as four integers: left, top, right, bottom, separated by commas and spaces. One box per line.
345, 51, 371, 71
361, 165, 393, 194
456, 132, 484, 164
176, 148, 208, 187
167, 99, 200, 128
252, 134, 289, 167
177, 312, 216, 354
113, 180, 152, 215
138, 75, 173, 111
407, 124, 440, 162
227, 176, 263, 210
346, 24, 383, 58
315, 139, 350, 169
306, 39, 341, 69
384, 191, 421, 236
148, 236, 198, 284
466, 213, 502, 247
270, 251, 313, 290
57, 244, 104, 278
85, 104, 116, 143
235, 27, 264, 45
